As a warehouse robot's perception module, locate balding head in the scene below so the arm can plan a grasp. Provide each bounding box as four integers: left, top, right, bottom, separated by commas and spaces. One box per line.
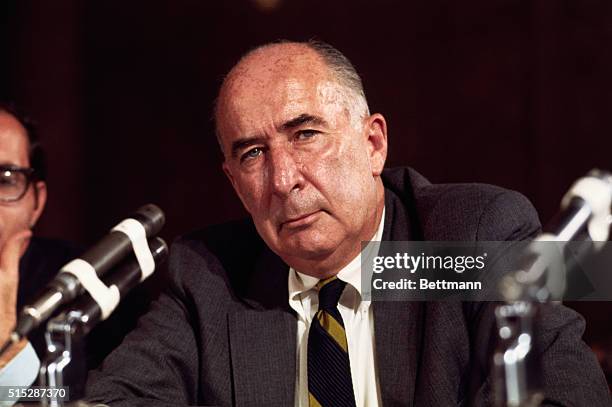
215, 40, 369, 154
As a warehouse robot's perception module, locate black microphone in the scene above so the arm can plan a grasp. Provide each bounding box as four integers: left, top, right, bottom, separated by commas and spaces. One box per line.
500, 170, 612, 302
55, 237, 168, 337
10, 204, 165, 344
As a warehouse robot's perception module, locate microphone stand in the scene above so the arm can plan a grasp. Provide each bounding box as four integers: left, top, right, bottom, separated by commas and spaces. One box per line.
493, 169, 612, 407
38, 311, 84, 407
37, 236, 168, 407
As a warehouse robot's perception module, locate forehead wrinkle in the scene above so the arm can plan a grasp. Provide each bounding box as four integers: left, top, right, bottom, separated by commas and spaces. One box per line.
226, 78, 312, 130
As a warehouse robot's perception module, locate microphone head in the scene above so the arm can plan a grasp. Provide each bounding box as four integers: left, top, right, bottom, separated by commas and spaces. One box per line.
132, 204, 165, 237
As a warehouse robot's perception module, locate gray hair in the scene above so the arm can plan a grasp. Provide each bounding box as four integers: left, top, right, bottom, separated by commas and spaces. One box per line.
302, 39, 370, 122
214, 40, 370, 152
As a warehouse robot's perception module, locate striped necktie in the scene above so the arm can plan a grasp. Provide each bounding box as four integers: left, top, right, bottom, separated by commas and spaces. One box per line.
307, 276, 357, 407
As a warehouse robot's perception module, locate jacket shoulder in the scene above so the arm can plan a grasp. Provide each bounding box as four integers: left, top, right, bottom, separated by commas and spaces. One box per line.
175, 218, 263, 258
168, 219, 267, 299
382, 167, 541, 241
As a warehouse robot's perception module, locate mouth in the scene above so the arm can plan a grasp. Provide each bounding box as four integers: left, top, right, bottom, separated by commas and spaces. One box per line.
280, 210, 322, 230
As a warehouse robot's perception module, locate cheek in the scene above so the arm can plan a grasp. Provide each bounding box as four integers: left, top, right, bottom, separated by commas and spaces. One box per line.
324, 140, 371, 186
234, 173, 268, 215
0, 203, 33, 235
312, 146, 374, 213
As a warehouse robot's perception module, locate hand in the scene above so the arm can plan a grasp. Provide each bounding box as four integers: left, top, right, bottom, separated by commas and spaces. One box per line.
0, 230, 31, 345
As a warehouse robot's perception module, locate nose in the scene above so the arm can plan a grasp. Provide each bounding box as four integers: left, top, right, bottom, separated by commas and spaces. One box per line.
268, 145, 305, 197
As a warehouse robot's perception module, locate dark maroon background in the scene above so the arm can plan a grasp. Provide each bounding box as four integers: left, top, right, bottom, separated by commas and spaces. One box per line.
1, 0, 611, 381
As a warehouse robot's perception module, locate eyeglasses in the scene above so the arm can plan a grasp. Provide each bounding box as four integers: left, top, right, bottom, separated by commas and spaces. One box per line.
0, 165, 36, 203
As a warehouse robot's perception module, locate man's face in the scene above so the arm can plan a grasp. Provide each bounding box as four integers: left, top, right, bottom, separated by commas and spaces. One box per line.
218, 46, 387, 275
0, 111, 46, 255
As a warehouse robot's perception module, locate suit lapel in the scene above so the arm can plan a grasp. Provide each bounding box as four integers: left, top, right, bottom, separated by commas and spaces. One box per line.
372, 188, 424, 406
229, 245, 297, 406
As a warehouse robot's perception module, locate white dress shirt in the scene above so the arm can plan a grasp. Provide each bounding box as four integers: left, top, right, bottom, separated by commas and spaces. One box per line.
0, 341, 40, 407
288, 208, 385, 407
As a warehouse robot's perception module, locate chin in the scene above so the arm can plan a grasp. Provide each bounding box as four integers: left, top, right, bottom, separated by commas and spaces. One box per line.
279, 236, 340, 261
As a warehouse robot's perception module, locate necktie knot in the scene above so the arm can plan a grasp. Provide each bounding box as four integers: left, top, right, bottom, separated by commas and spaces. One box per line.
316, 276, 346, 311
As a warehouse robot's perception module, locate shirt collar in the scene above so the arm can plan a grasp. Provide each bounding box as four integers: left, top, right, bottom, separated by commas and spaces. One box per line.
288, 206, 386, 304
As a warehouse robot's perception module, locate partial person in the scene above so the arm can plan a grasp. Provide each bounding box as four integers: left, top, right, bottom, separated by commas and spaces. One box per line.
0, 102, 150, 403
86, 41, 611, 406
0, 102, 73, 392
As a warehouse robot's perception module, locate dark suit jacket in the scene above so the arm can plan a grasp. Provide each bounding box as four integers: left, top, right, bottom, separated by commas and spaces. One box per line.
86, 167, 611, 406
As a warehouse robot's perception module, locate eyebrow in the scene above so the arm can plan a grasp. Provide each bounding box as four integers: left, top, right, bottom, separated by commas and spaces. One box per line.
280, 113, 328, 131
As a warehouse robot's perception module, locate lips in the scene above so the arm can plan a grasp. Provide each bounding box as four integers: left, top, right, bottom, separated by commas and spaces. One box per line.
280, 210, 322, 230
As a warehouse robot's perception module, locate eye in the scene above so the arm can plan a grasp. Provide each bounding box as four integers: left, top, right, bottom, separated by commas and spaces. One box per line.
296, 129, 319, 140
0, 171, 17, 185
240, 147, 263, 163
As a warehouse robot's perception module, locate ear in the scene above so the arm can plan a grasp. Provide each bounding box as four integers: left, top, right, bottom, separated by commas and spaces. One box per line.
364, 113, 388, 176
29, 181, 47, 228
